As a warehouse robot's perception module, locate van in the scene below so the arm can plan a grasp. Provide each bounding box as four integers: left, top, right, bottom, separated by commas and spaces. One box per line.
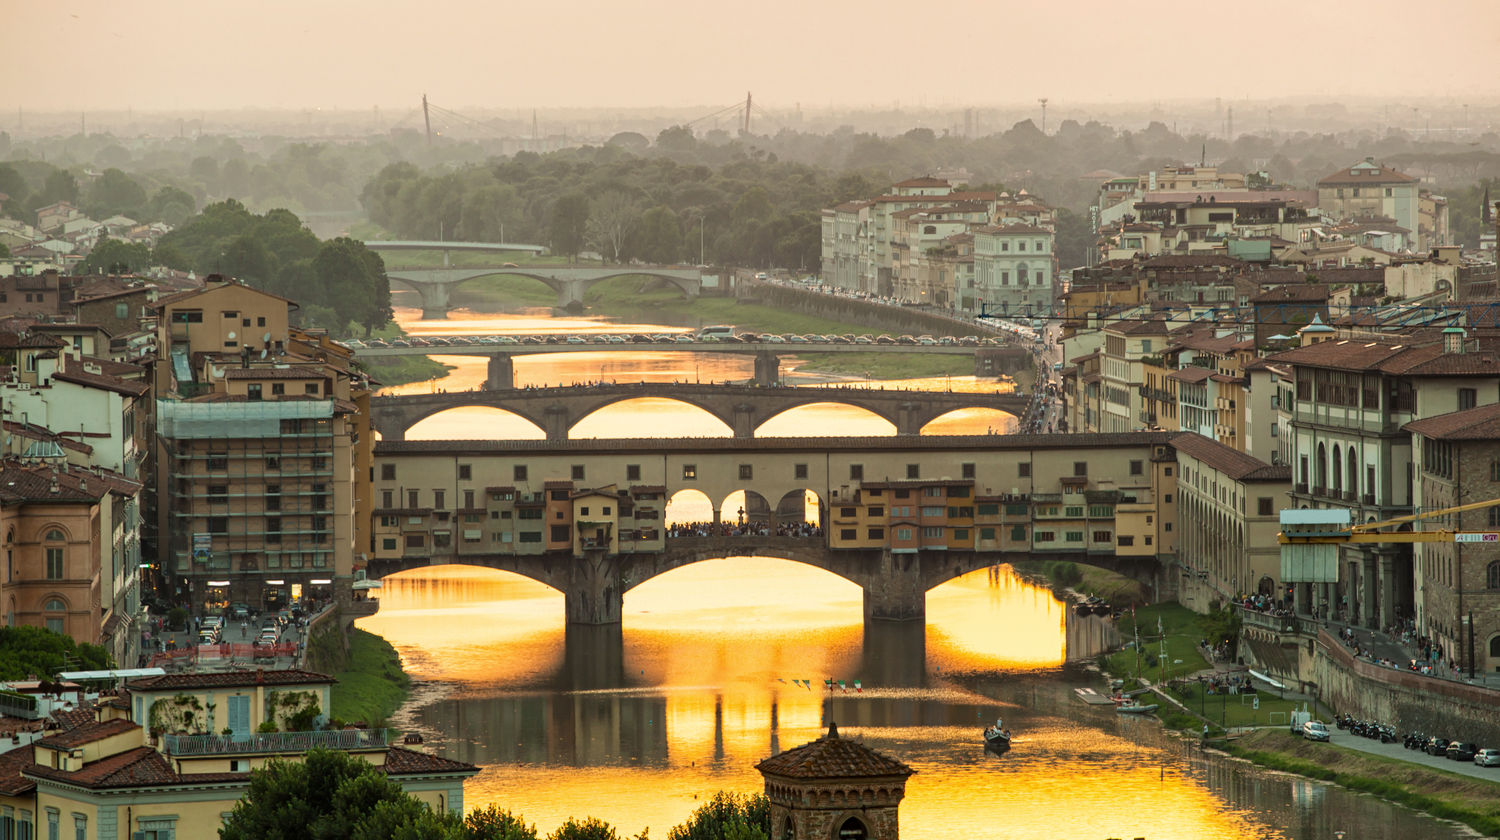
696, 325, 736, 341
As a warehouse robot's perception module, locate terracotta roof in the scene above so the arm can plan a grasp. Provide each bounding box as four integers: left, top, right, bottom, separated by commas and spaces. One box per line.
1, 421, 93, 454
756, 724, 914, 780
37, 718, 138, 750
1404, 402, 1500, 440
1251, 284, 1330, 303
51, 706, 96, 731
1170, 433, 1291, 482
0, 462, 110, 504
1112, 319, 1171, 336
1264, 339, 1438, 373
25, 746, 193, 789
0, 332, 66, 350
382, 745, 478, 776
0, 747, 35, 796
1141, 254, 1242, 269
52, 369, 150, 397
1318, 160, 1416, 186
148, 278, 297, 311
1168, 367, 1213, 384
222, 366, 326, 380
125, 669, 334, 692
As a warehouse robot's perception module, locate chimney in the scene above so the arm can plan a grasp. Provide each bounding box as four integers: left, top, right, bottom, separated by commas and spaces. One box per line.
1444, 326, 1466, 354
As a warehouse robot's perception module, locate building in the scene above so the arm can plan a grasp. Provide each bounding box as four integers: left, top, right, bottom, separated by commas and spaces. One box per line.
755, 722, 914, 840
1316, 159, 1424, 251
151, 277, 373, 613
971, 224, 1055, 317
0, 669, 477, 839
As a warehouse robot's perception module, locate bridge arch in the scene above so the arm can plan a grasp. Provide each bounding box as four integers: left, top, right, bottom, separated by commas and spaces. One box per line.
755, 402, 896, 437
581, 273, 698, 303
404, 406, 547, 440
919, 407, 1020, 436
569, 397, 733, 440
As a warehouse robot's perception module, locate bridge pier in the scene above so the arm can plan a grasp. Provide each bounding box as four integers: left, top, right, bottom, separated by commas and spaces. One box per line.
753, 352, 780, 386
558, 278, 586, 308
863, 550, 926, 621
564, 552, 623, 624
544, 405, 571, 442
894, 403, 925, 436
486, 354, 515, 390
861, 619, 927, 687
417, 281, 453, 320
562, 622, 625, 690
731, 403, 757, 438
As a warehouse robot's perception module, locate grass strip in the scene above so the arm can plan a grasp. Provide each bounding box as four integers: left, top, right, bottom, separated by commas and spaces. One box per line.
329, 629, 411, 726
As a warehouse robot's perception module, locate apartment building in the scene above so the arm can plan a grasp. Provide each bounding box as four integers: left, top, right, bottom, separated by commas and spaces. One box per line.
151, 277, 373, 613
971, 224, 1056, 317
1316, 158, 1426, 250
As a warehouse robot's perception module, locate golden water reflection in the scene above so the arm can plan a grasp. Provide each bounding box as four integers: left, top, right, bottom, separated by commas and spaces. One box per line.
361, 564, 1275, 840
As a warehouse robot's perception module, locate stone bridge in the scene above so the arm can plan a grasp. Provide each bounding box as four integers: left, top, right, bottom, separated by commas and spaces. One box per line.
365, 536, 1163, 625
383, 264, 704, 318
369, 382, 1029, 441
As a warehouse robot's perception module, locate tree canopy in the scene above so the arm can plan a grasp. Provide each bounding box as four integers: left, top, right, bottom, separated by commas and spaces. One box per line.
0, 625, 111, 680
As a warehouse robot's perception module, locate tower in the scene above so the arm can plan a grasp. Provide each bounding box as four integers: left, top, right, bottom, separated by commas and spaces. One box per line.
755, 722, 915, 840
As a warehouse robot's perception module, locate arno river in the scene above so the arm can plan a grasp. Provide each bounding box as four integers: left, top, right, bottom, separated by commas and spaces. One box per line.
357, 302, 1474, 840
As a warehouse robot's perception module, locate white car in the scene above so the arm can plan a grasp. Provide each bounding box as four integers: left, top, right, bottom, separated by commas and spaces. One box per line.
1476, 748, 1500, 767
1302, 720, 1331, 742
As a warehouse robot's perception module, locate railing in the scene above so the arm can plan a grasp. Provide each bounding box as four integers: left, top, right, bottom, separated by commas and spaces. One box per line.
165, 728, 388, 756
1362, 493, 1375, 505
0, 692, 40, 720
1295, 482, 1308, 494
1237, 605, 1320, 636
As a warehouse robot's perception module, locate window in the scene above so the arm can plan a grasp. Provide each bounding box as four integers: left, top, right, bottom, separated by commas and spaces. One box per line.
795, 463, 809, 480
404, 534, 425, 549
1073, 461, 1087, 476
921, 526, 942, 538
1258, 497, 1274, 516
921, 506, 944, 516
739, 464, 753, 480
1034, 531, 1054, 542
840, 529, 857, 540
962, 462, 975, 479
850, 464, 864, 480
682, 464, 697, 479
1008, 525, 1025, 541
407, 490, 419, 508
1489, 507, 1500, 529
572, 465, 585, 480
1093, 530, 1111, 542
265, 517, 281, 544
311, 456, 326, 471
170, 310, 203, 323
869, 506, 884, 517
1118, 535, 1135, 547
1065, 531, 1084, 542
1164, 494, 1173, 503
867, 527, 884, 540
380, 464, 396, 481
73, 815, 84, 840
1129, 460, 1143, 476
551, 525, 570, 542
433, 490, 445, 509
44, 530, 64, 579
514, 465, 528, 481
627, 464, 641, 481
1488, 561, 1500, 590
208, 453, 228, 471
207, 517, 227, 534
840, 507, 857, 517
906, 464, 919, 479
1460, 388, 1477, 411
1065, 506, 1084, 517
381, 490, 393, 508
1164, 467, 1172, 477
246, 383, 262, 401
1019, 462, 1031, 478
270, 383, 285, 396
519, 531, 542, 543
458, 464, 471, 481
896, 528, 913, 541
464, 489, 475, 509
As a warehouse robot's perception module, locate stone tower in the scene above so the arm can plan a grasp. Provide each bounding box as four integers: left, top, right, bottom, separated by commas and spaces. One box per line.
754, 722, 915, 840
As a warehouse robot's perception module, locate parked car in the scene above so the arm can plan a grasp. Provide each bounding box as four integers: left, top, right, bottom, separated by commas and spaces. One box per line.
1475, 748, 1500, 767
1448, 742, 1479, 762
1426, 736, 1452, 756
1301, 720, 1331, 742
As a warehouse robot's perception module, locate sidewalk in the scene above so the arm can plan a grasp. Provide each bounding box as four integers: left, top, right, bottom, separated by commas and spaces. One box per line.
1321, 618, 1500, 690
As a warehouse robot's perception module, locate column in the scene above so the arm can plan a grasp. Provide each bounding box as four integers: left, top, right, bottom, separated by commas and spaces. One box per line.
419, 282, 451, 320
543, 405, 570, 442
863, 549, 925, 621
1362, 553, 1379, 630
731, 403, 757, 438
1379, 553, 1396, 631
563, 554, 623, 625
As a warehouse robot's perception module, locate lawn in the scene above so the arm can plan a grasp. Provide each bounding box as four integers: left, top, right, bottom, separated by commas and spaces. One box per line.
1100, 602, 1238, 685
329, 629, 411, 726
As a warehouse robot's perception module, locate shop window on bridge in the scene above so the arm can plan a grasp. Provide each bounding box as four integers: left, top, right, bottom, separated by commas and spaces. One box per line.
949, 486, 970, 498
795, 463, 809, 480
1019, 462, 1031, 477
382, 538, 397, 551
627, 464, 641, 481
921, 506, 944, 517
977, 503, 998, 516
404, 535, 425, 549
869, 506, 884, 517
1118, 535, 1134, 546
1005, 504, 1026, 516
519, 532, 542, 543
550, 526, 569, 542
1065, 506, 1084, 517
841, 529, 857, 540
907, 464, 920, 479
1093, 531, 1111, 542
1089, 505, 1112, 517
923, 487, 941, 497
896, 528, 913, 541
1034, 531, 1054, 542
954, 528, 969, 540
839, 507, 856, 517
893, 489, 910, 499
682, 464, 697, 479
1065, 531, 1084, 542
739, 465, 753, 480
867, 527, 884, 539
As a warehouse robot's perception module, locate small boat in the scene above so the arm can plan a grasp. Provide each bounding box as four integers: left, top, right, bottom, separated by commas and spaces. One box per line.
1074, 596, 1108, 617
1116, 702, 1159, 714
983, 718, 1012, 749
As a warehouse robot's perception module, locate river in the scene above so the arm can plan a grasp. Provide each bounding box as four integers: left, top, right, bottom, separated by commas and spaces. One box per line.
357, 301, 1475, 839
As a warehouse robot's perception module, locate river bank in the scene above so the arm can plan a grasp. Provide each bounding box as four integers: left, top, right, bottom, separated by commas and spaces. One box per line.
328, 628, 411, 725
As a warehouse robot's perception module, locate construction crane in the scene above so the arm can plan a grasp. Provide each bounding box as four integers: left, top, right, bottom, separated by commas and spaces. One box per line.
1278, 498, 1500, 545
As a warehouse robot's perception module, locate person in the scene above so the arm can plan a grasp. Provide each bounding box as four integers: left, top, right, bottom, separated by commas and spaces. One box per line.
1202, 723, 1209, 742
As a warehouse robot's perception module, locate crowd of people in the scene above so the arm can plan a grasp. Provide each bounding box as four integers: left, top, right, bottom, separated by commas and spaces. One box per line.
667, 521, 824, 538
1237, 592, 1295, 618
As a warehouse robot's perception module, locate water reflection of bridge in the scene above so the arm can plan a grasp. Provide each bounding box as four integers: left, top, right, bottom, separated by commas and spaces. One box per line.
406, 615, 1121, 768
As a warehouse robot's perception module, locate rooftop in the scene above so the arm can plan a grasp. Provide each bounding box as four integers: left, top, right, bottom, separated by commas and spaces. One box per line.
755, 722, 914, 780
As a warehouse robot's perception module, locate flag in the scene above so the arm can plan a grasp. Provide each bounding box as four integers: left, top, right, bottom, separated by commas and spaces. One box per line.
839, 680, 847, 692
824, 678, 833, 690
854, 680, 862, 693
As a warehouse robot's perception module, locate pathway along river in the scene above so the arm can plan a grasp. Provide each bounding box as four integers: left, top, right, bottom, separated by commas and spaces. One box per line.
359, 303, 1474, 839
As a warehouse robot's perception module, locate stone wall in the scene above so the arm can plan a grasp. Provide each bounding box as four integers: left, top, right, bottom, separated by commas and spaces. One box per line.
1312, 629, 1500, 743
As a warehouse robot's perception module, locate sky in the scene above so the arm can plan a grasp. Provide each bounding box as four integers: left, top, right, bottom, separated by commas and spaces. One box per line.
6, 0, 1500, 114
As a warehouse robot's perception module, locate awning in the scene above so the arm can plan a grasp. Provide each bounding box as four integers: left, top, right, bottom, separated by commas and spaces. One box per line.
1248, 669, 1285, 690
58, 668, 165, 681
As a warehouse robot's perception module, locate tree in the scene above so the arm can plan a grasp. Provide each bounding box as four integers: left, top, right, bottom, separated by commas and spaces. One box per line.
550, 193, 590, 260
85, 168, 147, 219
145, 186, 197, 226
0, 165, 29, 218
312, 237, 392, 335
549, 818, 618, 840
38, 169, 79, 206
586, 192, 638, 263
461, 807, 538, 840
79, 238, 154, 275
0, 625, 111, 680
635, 205, 682, 264
221, 748, 460, 840
666, 792, 770, 840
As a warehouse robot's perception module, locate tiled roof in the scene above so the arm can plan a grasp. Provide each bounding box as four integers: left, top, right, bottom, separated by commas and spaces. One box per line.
755, 724, 914, 780
37, 718, 138, 749
1141, 254, 1242, 269
50, 706, 96, 731
1112, 319, 1171, 336
125, 669, 334, 692
892, 177, 949, 188
52, 369, 150, 397
1318, 161, 1416, 186
0, 747, 35, 795
382, 746, 478, 776
25, 746, 182, 789
1170, 433, 1290, 482
1404, 403, 1500, 440
0, 462, 110, 504
1250, 284, 1330, 303
1264, 339, 1446, 373
1168, 367, 1213, 384
222, 366, 326, 380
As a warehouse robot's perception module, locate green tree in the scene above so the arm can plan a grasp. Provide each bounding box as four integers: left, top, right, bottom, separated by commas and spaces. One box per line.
549, 817, 618, 840
550, 193, 590, 260
312, 237, 392, 335
666, 792, 770, 840
0, 625, 111, 680
85, 168, 148, 219
462, 806, 538, 840
635, 205, 682, 263
0, 165, 29, 218
145, 185, 197, 226
38, 169, 79, 207
79, 238, 154, 275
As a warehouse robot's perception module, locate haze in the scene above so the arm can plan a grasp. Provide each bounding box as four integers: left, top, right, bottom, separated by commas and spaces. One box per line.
7, 0, 1500, 113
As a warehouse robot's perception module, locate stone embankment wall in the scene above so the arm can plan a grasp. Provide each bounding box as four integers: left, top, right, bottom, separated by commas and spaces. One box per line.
741, 283, 1032, 377
1312, 629, 1500, 743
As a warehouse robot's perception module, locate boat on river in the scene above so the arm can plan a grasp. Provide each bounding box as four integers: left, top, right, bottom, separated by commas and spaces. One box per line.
1074, 596, 1111, 617
983, 719, 1012, 750
1116, 702, 1159, 714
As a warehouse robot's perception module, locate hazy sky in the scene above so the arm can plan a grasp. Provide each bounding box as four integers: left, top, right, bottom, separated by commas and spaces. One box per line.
8, 0, 1500, 113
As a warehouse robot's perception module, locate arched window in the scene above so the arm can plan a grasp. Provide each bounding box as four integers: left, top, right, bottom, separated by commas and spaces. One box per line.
836, 817, 867, 840
1017, 263, 1030, 285
43, 530, 65, 581
1491, 635, 1500, 658
1331, 447, 1342, 492
1316, 443, 1327, 490
1488, 561, 1500, 590
782, 816, 795, 840
43, 598, 65, 635
1347, 445, 1358, 497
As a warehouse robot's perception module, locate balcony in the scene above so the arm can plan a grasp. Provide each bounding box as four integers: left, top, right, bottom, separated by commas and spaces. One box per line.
164, 728, 389, 756
1362, 493, 1375, 505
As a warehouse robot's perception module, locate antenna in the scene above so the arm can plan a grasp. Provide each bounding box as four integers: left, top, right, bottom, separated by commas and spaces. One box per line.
744, 92, 751, 134
1038, 98, 1048, 134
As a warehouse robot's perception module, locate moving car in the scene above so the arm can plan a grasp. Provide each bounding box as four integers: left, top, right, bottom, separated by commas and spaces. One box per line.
1301, 720, 1330, 742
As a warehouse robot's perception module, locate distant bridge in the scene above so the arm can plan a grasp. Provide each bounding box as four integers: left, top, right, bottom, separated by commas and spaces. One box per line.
363, 240, 548, 256
366, 536, 1162, 625
368, 382, 1029, 441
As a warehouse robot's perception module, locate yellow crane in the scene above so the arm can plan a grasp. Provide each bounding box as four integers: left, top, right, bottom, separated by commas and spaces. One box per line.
1278, 498, 1500, 545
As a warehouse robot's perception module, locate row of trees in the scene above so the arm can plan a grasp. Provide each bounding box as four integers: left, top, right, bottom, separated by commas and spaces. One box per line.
0, 162, 198, 226
155, 200, 391, 335
221, 749, 770, 840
